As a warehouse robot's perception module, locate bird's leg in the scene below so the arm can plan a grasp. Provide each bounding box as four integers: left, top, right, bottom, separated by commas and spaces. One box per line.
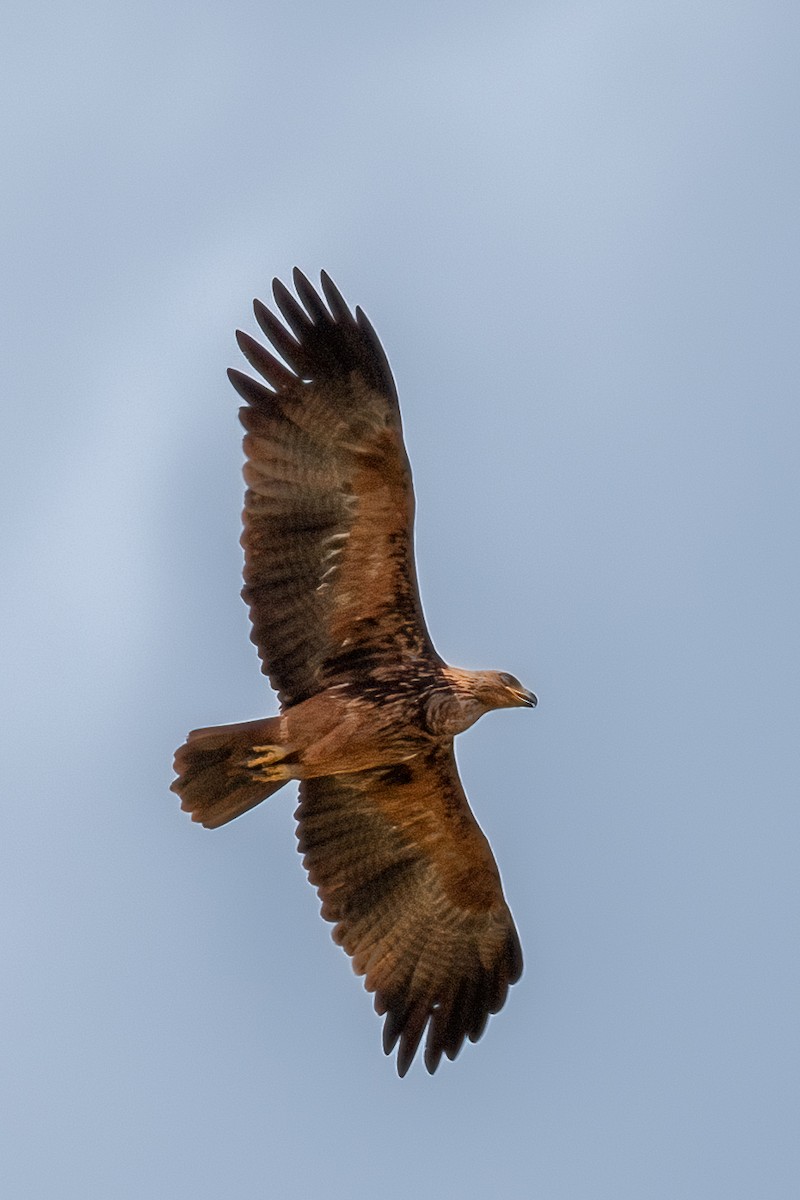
244, 742, 295, 782
246, 744, 286, 767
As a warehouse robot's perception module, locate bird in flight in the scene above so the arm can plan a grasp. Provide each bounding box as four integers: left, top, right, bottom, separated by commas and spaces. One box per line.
172, 270, 537, 1075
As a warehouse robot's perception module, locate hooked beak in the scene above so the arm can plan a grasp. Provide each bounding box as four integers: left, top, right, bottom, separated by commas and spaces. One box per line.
513, 688, 538, 708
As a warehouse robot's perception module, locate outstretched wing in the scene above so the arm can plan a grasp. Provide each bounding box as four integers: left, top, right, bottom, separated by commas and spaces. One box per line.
296, 747, 523, 1076
228, 269, 437, 707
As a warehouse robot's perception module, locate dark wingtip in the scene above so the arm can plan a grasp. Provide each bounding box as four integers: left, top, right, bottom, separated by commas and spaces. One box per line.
355, 304, 398, 401
508, 928, 524, 985
424, 1044, 444, 1075
227, 367, 274, 406
319, 270, 354, 324
271, 276, 311, 337
292, 267, 329, 324
235, 329, 296, 390
395, 1044, 414, 1078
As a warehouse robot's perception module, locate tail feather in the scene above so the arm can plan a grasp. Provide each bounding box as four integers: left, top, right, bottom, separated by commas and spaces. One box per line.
171, 716, 293, 829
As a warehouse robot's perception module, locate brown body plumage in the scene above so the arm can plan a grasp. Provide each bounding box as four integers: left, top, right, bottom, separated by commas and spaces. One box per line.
172, 270, 536, 1075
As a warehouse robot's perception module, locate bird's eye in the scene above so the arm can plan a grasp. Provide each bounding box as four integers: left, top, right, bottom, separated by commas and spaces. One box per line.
499, 672, 517, 687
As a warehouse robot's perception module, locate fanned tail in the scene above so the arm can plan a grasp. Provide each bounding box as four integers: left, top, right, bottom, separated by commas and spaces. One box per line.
171, 716, 294, 829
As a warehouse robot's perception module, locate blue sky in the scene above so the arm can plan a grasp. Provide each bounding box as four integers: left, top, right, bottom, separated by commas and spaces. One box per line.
2, 2, 799, 1196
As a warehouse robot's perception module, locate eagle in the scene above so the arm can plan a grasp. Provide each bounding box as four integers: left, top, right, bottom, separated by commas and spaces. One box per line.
172, 270, 537, 1075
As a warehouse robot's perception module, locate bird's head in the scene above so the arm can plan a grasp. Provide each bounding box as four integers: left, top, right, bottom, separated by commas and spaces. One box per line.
473, 670, 538, 711
444, 668, 537, 717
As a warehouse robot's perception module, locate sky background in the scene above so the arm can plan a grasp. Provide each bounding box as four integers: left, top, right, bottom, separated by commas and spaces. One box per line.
2, 2, 799, 1196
